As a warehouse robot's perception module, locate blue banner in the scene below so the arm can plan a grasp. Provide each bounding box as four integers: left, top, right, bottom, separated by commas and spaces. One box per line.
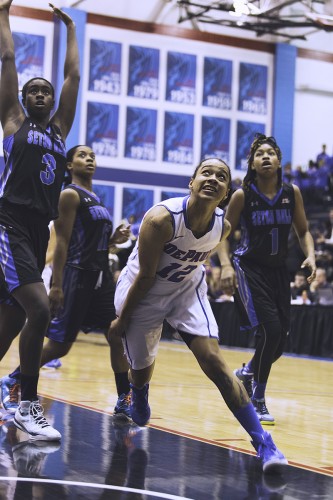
238, 63, 268, 114
127, 45, 159, 100
13, 32, 44, 90
163, 111, 194, 164
203, 57, 232, 110
86, 102, 119, 157
201, 116, 230, 163
166, 51, 196, 105
122, 188, 154, 223
161, 190, 187, 201
124, 107, 157, 161
88, 39, 121, 94
236, 121, 265, 171
92, 184, 115, 219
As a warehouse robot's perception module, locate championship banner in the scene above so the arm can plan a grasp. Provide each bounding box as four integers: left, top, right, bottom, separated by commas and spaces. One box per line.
201, 116, 230, 163
203, 57, 232, 110
88, 39, 121, 94
124, 107, 157, 161
13, 32, 45, 90
122, 187, 154, 223
165, 51, 196, 105
163, 111, 194, 164
238, 62, 268, 115
127, 45, 159, 100
86, 101, 119, 157
92, 184, 115, 219
235, 120, 265, 171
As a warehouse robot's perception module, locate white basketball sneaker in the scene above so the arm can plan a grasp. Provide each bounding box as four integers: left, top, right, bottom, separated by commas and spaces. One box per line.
14, 400, 61, 441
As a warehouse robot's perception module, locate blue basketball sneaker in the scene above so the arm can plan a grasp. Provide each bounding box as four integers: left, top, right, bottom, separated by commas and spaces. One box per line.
251, 431, 288, 473
42, 359, 62, 369
1, 375, 20, 414
130, 384, 151, 426
114, 392, 132, 421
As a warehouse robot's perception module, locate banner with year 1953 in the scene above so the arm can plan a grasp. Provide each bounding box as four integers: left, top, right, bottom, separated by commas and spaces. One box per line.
13, 32, 45, 90
88, 39, 121, 94
238, 62, 267, 115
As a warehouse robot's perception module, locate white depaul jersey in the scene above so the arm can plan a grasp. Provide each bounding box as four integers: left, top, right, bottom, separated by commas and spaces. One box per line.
125, 196, 225, 294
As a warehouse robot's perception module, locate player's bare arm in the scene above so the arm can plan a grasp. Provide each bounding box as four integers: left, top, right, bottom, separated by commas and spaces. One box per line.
108, 206, 173, 337
49, 189, 79, 315
0, 0, 25, 136
50, 3, 80, 139
292, 184, 316, 283
219, 190, 244, 294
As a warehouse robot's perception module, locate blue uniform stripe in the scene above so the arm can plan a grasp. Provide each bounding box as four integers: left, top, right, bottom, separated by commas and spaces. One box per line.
233, 257, 258, 327
0, 226, 20, 292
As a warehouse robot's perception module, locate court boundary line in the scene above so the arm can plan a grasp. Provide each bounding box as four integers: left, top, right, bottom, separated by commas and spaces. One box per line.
0, 477, 194, 499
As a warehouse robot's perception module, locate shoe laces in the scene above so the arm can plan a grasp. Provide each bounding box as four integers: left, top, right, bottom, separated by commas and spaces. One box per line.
255, 400, 270, 415
30, 402, 50, 429
9, 383, 20, 403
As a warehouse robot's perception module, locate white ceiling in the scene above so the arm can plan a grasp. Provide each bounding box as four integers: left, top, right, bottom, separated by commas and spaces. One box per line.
12, 0, 333, 50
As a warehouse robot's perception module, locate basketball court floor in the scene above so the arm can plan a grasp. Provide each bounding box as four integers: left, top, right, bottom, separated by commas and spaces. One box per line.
0, 334, 332, 499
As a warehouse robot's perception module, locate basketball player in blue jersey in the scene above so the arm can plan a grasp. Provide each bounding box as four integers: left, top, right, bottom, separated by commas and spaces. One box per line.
1, 145, 132, 420
220, 134, 316, 425
0, 1, 80, 440
109, 157, 288, 474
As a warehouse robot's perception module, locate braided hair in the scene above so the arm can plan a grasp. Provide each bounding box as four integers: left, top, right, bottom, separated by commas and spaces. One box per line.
242, 133, 282, 191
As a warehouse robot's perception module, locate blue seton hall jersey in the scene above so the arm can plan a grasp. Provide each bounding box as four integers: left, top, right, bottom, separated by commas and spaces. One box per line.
0, 118, 67, 220
234, 183, 295, 267
65, 184, 113, 271
125, 196, 225, 294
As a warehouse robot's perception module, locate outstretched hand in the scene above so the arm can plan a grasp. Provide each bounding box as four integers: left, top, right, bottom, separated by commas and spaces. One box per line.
49, 3, 74, 26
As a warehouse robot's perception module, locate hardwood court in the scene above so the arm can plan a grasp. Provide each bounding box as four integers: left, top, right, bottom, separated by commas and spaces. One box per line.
0, 333, 332, 499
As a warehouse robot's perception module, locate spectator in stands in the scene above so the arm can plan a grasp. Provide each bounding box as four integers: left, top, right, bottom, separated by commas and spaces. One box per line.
316, 144, 330, 168
310, 267, 333, 305
290, 270, 314, 303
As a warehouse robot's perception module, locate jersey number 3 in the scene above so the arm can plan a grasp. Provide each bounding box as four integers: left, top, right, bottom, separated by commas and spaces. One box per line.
40, 153, 56, 185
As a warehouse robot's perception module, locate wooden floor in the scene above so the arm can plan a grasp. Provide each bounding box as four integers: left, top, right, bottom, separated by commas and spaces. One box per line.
0, 333, 332, 499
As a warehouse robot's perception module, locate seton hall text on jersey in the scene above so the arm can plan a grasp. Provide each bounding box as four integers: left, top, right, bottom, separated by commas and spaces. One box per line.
164, 242, 210, 263
27, 129, 63, 153
251, 209, 292, 226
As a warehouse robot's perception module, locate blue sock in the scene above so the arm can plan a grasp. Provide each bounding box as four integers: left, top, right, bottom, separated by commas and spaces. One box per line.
252, 382, 267, 400
234, 402, 264, 438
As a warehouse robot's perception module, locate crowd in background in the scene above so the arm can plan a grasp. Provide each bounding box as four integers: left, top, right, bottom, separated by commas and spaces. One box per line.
205, 144, 333, 306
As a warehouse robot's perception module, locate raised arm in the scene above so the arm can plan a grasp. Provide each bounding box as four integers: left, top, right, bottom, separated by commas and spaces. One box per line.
50, 3, 80, 139
109, 206, 173, 337
0, 0, 25, 136
49, 188, 80, 315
